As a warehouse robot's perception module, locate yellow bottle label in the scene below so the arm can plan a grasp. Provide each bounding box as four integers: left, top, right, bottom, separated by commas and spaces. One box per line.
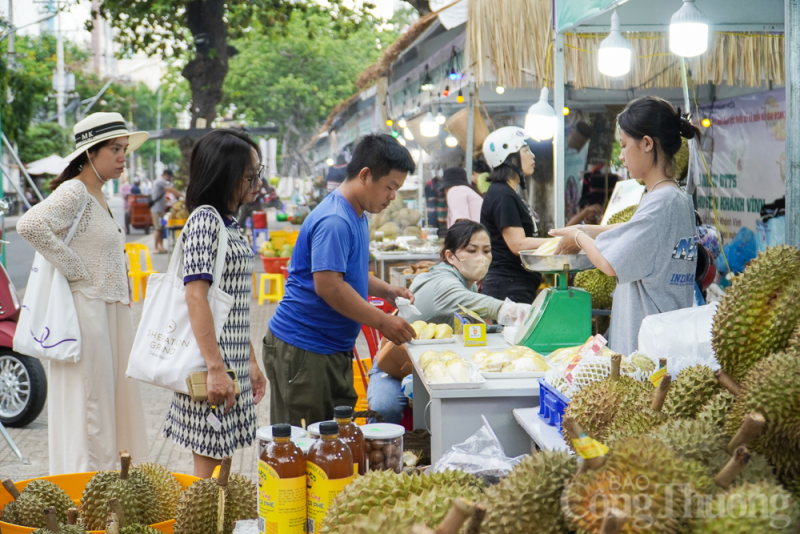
572, 436, 609, 459
306, 463, 354, 534
649, 366, 667, 387
258, 460, 307, 534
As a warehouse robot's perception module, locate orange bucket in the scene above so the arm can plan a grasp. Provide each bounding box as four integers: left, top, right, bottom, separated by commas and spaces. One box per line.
0, 472, 200, 534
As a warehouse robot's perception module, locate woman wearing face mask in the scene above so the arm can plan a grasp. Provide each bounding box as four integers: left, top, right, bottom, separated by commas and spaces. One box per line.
17, 112, 150, 474
366, 221, 530, 423
550, 96, 700, 356
480, 127, 549, 304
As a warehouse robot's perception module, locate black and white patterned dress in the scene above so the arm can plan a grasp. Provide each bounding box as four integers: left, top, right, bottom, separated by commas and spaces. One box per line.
162, 208, 257, 458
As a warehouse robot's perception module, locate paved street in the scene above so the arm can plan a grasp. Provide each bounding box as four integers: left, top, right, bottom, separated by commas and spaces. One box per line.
0, 197, 364, 482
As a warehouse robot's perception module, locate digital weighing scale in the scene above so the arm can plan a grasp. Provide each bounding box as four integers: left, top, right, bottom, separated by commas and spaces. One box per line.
514, 252, 594, 354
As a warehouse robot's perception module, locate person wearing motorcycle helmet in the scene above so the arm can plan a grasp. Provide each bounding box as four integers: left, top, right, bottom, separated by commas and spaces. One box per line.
479, 126, 549, 303
550, 96, 700, 355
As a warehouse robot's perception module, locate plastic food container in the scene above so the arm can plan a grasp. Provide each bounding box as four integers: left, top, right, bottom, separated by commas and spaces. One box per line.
361, 423, 405, 473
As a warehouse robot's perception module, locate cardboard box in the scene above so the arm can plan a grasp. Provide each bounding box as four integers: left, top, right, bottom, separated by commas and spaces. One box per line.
454, 311, 487, 346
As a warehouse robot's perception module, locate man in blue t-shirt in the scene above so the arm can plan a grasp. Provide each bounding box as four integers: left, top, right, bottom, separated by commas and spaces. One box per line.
265, 134, 417, 426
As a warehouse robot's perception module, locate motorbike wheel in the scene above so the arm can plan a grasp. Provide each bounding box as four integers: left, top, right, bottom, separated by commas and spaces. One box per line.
0, 350, 47, 427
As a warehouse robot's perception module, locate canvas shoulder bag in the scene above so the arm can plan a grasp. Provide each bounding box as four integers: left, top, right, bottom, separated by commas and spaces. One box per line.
13, 189, 89, 363
126, 205, 234, 394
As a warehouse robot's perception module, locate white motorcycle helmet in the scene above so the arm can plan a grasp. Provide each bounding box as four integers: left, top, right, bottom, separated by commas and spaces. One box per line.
482, 126, 531, 169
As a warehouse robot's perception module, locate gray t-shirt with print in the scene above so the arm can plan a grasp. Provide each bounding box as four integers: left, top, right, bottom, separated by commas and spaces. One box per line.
595, 185, 697, 355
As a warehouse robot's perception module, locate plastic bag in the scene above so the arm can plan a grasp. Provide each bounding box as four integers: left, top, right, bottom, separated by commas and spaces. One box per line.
637, 302, 719, 376
429, 416, 524, 485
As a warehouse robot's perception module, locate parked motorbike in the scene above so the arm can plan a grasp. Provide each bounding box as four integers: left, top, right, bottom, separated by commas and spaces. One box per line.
0, 197, 47, 427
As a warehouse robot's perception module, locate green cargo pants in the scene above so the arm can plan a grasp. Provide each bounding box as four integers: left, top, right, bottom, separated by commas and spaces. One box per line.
262, 328, 358, 427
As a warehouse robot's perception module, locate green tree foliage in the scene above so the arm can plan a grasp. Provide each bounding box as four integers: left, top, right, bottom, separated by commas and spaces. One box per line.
223, 11, 396, 174
18, 122, 71, 163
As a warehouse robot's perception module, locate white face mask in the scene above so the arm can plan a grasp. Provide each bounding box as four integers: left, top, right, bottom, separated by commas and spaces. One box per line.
451, 253, 491, 282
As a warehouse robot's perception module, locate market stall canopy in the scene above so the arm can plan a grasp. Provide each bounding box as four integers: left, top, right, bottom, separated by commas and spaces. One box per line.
26, 154, 68, 176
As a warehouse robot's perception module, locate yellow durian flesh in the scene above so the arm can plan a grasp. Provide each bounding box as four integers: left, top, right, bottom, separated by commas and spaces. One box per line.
411, 321, 427, 336
471, 348, 493, 365
419, 324, 436, 340
418, 350, 439, 369
532, 237, 562, 256
433, 324, 453, 339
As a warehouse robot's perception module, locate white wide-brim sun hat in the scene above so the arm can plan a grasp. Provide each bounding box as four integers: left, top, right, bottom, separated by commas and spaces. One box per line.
65, 112, 150, 162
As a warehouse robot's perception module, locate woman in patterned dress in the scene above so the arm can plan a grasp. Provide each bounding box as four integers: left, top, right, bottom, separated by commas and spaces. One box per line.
162, 129, 267, 477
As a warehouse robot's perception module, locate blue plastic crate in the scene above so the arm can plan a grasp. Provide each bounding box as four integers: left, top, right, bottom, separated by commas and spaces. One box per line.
538, 378, 570, 427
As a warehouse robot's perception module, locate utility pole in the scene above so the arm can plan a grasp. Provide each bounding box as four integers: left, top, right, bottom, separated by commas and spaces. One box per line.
155, 85, 162, 176
56, 10, 66, 128
91, 0, 101, 75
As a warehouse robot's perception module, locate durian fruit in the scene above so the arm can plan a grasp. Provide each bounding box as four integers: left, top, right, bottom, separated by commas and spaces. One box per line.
604, 406, 669, 444
724, 351, 800, 482
174, 458, 257, 534
411, 321, 427, 337
30, 506, 86, 534
562, 372, 653, 449
712, 246, 800, 382
433, 324, 453, 339
1, 478, 73, 528
697, 389, 735, 429
564, 436, 715, 534
80, 452, 159, 530
108, 497, 163, 534
360, 483, 483, 532
348, 512, 414, 534
688, 481, 800, 532
574, 269, 617, 310
483, 451, 578, 534
647, 418, 776, 486
630, 353, 656, 373
418, 350, 439, 369
532, 237, 561, 255
607, 204, 638, 225
320, 469, 483, 534
419, 323, 436, 340
663, 365, 720, 419
136, 463, 182, 522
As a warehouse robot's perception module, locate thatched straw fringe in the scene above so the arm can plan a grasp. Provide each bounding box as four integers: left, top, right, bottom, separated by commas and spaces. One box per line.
467, 0, 784, 90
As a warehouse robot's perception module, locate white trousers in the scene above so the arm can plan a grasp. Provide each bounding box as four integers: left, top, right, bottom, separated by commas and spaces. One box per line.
47, 292, 149, 475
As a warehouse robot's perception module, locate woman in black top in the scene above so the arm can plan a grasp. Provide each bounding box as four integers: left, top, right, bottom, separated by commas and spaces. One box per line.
480, 126, 548, 303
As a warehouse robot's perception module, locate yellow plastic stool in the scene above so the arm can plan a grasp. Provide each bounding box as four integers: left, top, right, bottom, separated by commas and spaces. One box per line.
258, 273, 284, 304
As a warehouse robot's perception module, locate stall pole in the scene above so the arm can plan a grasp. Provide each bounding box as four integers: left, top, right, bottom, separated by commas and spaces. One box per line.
465, 82, 476, 178
787, 0, 800, 247
553, 32, 566, 229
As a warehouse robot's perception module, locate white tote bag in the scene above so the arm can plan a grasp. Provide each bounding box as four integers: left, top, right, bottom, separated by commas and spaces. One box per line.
126, 206, 234, 394
13, 193, 89, 363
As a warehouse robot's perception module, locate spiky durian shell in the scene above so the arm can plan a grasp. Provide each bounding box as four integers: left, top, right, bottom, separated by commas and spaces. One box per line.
483, 451, 578, 534
137, 463, 182, 522
31, 525, 87, 534
663, 365, 720, 419
688, 481, 800, 532
174, 475, 256, 534
562, 376, 654, 450
321, 469, 483, 533
348, 512, 414, 534
697, 389, 735, 429
564, 437, 715, 534
80, 469, 159, 530
647, 418, 776, 486
725, 351, 800, 482
712, 246, 800, 382
630, 353, 656, 373
121, 524, 162, 534
607, 205, 638, 225
574, 269, 617, 310
2, 494, 48, 528
372, 484, 484, 531
604, 407, 669, 444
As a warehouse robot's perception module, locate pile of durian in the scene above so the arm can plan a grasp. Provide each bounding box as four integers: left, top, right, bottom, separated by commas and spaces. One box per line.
471, 346, 551, 373
1, 455, 256, 534
419, 350, 475, 384
411, 321, 453, 340
369, 198, 423, 240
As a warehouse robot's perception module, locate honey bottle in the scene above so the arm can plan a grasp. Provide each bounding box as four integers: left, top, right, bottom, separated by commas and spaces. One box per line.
306, 421, 354, 533
334, 405, 366, 475
258, 424, 307, 533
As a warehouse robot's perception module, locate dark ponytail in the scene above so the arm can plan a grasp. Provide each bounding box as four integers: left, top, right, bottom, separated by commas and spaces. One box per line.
617, 96, 702, 178
50, 141, 111, 191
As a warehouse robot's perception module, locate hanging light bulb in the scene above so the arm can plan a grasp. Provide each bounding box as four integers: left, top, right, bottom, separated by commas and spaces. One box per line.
385, 118, 393, 127
669, 0, 709, 57
404, 126, 415, 140
391, 130, 400, 138
326, 158, 334, 166
598, 11, 632, 77
443, 85, 450, 97
495, 84, 505, 95
445, 135, 458, 148
448, 67, 459, 81
563, 107, 570, 116
702, 118, 711, 128
397, 137, 407, 146
456, 89, 464, 104
420, 65, 434, 91
524, 87, 557, 141
398, 116, 408, 129
435, 105, 446, 125
420, 112, 440, 137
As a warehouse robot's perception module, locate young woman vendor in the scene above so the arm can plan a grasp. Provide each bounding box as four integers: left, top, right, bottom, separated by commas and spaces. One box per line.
480, 127, 549, 303
550, 96, 699, 356
367, 220, 530, 423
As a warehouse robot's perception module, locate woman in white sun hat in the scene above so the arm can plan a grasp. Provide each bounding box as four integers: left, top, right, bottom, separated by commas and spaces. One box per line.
17, 112, 150, 475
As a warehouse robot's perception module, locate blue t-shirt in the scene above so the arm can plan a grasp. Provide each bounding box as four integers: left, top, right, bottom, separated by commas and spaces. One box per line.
269, 190, 369, 354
